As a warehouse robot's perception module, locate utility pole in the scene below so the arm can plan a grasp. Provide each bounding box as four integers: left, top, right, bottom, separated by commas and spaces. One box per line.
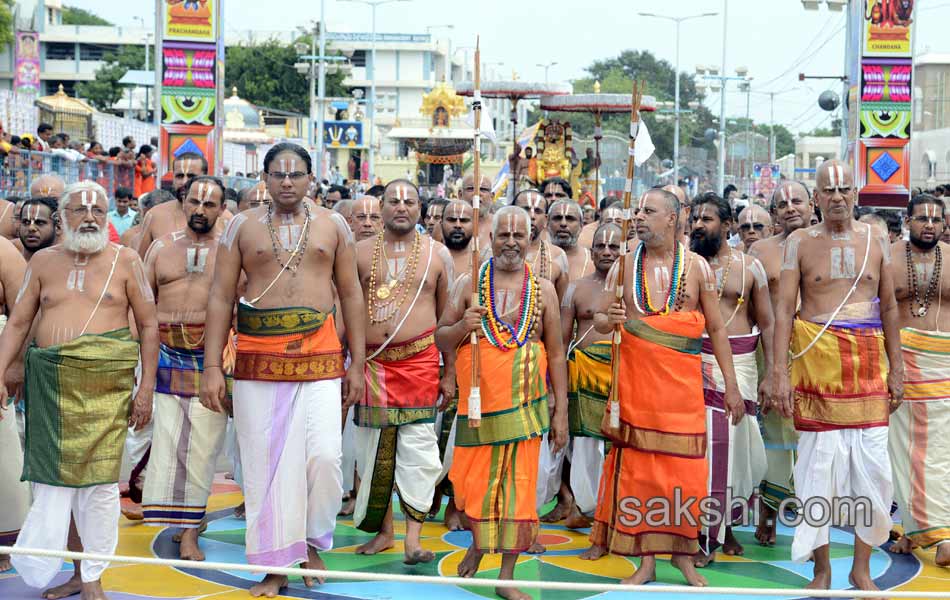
317, 0, 327, 179
718, 0, 728, 195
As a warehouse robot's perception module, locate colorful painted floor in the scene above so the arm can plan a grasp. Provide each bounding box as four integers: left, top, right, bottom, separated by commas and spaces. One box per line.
2, 478, 948, 600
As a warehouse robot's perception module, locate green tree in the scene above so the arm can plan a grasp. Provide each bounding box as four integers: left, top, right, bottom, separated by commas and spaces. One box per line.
805, 126, 836, 138
0, 0, 15, 48
224, 38, 346, 114
62, 6, 112, 26
528, 50, 717, 163
76, 46, 145, 110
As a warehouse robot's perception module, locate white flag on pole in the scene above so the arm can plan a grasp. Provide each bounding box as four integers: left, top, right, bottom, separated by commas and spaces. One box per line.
468, 98, 497, 144
635, 119, 655, 167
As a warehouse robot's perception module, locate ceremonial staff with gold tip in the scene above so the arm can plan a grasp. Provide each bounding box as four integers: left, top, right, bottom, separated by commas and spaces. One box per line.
608, 81, 643, 430
468, 37, 483, 427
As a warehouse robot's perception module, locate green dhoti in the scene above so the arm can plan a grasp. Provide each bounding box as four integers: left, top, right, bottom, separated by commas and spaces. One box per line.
23, 328, 139, 487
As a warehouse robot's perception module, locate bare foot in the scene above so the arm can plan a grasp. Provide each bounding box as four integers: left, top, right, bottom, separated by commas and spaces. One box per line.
172, 520, 207, 543
693, 548, 715, 568
457, 545, 484, 577
355, 532, 394, 555
849, 571, 884, 600
564, 505, 592, 530
338, 496, 355, 517
495, 585, 531, 600
302, 546, 326, 587
723, 528, 744, 556
671, 554, 708, 586
249, 574, 288, 598
120, 504, 143, 521
755, 502, 777, 546
404, 548, 436, 565
234, 502, 246, 519
889, 535, 916, 555
937, 543, 950, 567
526, 541, 546, 555
539, 500, 571, 523
79, 580, 108, 600
620, 558, 655, 585
0, 553, 10, 572
579, 544, 607, 561
42, 574, 82, 599
178, 527, 205, 561
805, 567, 831, 591
444, 499, 465, 531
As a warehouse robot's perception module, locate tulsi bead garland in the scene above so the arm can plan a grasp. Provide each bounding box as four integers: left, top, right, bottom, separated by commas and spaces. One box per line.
633, 241, 684, 316
478, 258, 540, 350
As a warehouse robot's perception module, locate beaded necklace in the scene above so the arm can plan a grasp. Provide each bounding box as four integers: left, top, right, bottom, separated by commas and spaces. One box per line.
633, 241, 684, 316
478, 258, 541, 350
906, 241, 943, 318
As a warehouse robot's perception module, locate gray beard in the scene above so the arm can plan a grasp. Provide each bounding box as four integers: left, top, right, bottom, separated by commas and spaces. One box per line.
62, 225, 109, 254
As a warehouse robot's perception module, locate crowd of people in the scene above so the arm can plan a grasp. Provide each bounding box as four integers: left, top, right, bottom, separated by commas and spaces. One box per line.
0, 139, 946, 600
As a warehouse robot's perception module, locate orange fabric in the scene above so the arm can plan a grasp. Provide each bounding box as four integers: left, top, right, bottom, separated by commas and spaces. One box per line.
234, 315, 344, 382
591, 445, 705, 556
604, 311, 706, 457
450, 437, 541, 554
134, 157, 156, 197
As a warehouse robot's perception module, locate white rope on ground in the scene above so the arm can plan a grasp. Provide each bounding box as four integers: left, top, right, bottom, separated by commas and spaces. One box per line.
2, 546, 949, 598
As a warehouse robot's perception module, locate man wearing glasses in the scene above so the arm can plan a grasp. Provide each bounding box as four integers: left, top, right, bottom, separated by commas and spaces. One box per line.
736, 205, 772, 253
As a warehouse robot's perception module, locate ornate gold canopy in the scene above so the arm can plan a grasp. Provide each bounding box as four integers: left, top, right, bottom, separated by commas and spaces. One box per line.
420, 82, 465, 128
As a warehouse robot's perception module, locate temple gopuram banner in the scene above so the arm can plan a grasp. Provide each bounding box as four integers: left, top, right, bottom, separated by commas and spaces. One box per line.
856, 0, 916, 207
158, 0, 223, 181
14, 32, 40, 94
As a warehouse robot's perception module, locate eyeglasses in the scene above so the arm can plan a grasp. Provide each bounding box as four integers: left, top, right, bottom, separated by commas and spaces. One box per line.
68, 206, 106, 218
267, 171, 308, 182
739, 223, 767, 232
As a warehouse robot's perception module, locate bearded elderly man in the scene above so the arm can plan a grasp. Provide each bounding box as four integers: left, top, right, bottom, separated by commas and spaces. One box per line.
0, 180, 157, 600
437, 205, 568, 600
770, 160, 902, 595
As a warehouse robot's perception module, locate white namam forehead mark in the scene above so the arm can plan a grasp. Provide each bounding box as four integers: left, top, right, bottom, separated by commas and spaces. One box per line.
830, 164, 845, 189
698, 204, 711, 219
599, 228, 616, 246
744, 208, 755, 225
182, 158, 192, 174
24, 204, 41, 222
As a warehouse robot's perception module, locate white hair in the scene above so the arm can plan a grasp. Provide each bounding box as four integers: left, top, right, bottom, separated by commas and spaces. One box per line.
491, 205, 531, 236
58, 180, 108, 212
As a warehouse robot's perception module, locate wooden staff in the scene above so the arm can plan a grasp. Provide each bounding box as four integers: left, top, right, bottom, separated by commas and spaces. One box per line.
468, 38, 482, 427
608, 80, 643, 430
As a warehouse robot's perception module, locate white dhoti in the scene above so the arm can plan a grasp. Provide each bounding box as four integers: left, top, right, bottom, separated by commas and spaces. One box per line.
12, 483, 118, 586
435, 411, 457, 489
701, 332, 768, 548
341, 406, 357, 492
120, 359, 152, 484
761, 410, 798, 510
233, 378, 343, 567
889, 327, 950, 548
0, 407, 29, 544
142, 392, 228, 527
224, 417, 243, 489
353, 423, 441, 529
536, 432, 566, 511
569, 437, 604, 515
791, 427, 893, 562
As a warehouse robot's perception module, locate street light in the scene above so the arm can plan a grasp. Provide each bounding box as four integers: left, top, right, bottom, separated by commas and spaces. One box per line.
697, 61, 751, 197
340, 0, 411, 184
536, 61, 558, 83
639, 11, 717, 185
426, 25, 454, 82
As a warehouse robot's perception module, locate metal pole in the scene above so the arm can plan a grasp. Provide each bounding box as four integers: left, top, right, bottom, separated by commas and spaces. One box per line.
673, 18, 681, 185
368, 4, 377, 184
717, 0, 728, 195
154, 0, 163, 179
317, 0, 327, 180
840, 2, 851, 162
769, 92, 776, 163
745, 85, 751, 195
308, 25, 316, 162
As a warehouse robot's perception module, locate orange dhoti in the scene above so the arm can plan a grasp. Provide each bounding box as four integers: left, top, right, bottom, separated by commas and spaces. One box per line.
449, 341, 549, 554
591, 312, 707, 556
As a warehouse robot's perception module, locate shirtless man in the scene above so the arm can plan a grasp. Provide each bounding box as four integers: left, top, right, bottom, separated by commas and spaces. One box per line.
736, 204, 772, 253
0, 235, 28, 573
689, 192, 773, 566
886, 193, 950, 566
352, 195, 383, 241
513, 189, 568, 299
201, 143, 365, 597
17, 197, 59, 260
29, 174, 65, 203
747, 180, 813, 545
121, 190, 174, 249
237, 183, 270, 212
141, 176, 227, 562
548, 200, 594, 281
437, 205, 568, 600
0, 180, 157, 600
560, 224, 621, 535
769, 160, 902, 594
663, 184, 691, 245
424, 198, 447, 243
441, 200, 476, 280
459, 174, 493, 250
352, 179, 453, 563
137, 153, 219, 257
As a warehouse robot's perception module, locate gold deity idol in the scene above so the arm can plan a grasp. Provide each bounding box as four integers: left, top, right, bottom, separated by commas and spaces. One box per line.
533, 119, 573, 184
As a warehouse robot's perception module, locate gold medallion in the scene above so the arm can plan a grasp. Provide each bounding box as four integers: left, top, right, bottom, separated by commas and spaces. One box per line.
376, 285, 391, 300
